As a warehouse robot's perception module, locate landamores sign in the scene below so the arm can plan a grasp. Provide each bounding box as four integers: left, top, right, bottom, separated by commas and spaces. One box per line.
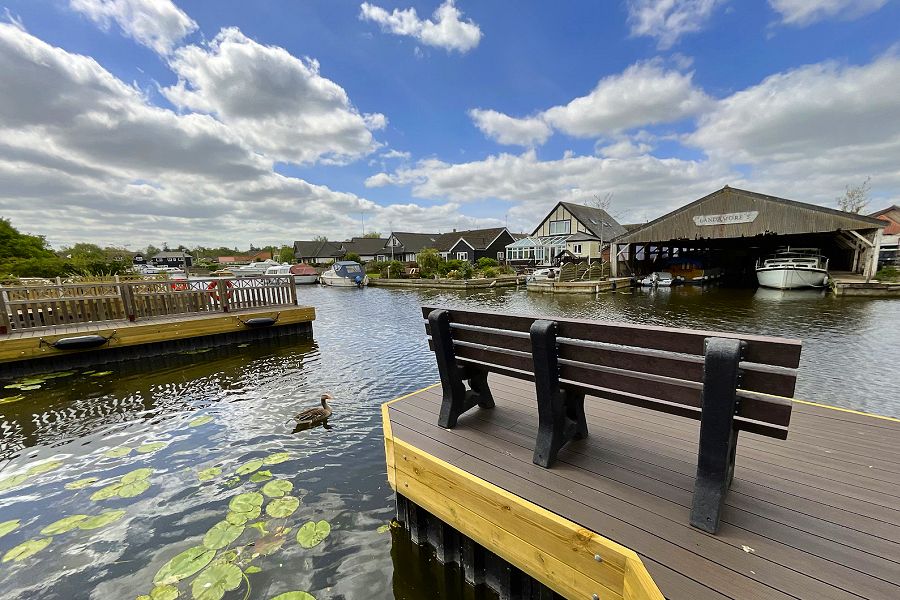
693, 211, 759, 226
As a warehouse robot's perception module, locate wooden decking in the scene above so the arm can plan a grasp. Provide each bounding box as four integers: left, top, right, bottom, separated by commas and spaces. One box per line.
384, 374, 900, 600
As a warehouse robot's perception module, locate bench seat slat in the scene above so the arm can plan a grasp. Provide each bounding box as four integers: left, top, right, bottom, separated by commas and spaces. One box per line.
423, 306, 802, 369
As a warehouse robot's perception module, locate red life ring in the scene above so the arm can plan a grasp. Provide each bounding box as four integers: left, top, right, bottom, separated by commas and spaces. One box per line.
170, 281, 189, 291
207, 280, 234, 301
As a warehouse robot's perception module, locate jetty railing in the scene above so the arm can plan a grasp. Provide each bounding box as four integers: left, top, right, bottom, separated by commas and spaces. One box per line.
0, 276, 298, 333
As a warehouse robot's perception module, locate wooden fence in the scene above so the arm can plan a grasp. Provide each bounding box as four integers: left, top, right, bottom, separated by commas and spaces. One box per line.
558, 261, 610, 282
0, 276, 298, 333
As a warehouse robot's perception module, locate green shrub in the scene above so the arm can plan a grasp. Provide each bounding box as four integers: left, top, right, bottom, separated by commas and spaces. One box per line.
380, 260, 404, 278
476, 257, 498, 269
344, 252, 361, 263
876, 265, 899, 282
446, 269, 460, 280
481, 267, 497, 278
458, 261, 474, 280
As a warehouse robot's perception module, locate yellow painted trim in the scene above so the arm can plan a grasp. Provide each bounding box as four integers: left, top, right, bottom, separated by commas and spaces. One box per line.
793, 399, 900, 423
382, 383, 440, 491
387, 431, 664, 600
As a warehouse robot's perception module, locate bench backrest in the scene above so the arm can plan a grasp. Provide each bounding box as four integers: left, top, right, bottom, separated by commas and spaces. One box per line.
423, 306, 800, 439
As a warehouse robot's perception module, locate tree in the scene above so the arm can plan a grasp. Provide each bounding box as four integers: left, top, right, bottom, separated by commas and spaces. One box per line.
344, 252, 361, 263
278, 245, 295, 263
417, 248, 442, 276
585, 191, 613, 212
362, 231, 383, 238
0, 218, 69, 278
837, 177, 871, 214
313, 235, 328, 242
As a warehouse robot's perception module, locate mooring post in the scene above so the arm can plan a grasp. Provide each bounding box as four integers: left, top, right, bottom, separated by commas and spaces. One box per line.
217, 279, 230, 313
0, 289, 9, 334
691, 336, 744, 533
530, 319, 587, 467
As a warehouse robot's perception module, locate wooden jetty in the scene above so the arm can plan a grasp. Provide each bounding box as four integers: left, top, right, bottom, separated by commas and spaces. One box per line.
382, 307, 900, 600
0, 276, 314, 374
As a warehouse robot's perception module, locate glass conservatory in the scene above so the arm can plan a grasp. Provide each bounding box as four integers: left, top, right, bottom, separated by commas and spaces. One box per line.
505, 235, 569, 265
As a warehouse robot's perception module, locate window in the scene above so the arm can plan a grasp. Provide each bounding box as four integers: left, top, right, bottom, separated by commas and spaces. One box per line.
548, 219, 571, 235
440, 252, 449, 260
573, 244, 583, 254
497, 251, 504, 261
456, 251, 469, 261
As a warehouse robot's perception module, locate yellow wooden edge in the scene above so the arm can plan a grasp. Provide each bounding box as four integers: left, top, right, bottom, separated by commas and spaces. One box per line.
793, 399, 900, 423
387, 429, 664, 600
382, 383, 440, 489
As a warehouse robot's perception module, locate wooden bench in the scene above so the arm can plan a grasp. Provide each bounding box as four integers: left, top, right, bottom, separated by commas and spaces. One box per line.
422, 306, 802, 534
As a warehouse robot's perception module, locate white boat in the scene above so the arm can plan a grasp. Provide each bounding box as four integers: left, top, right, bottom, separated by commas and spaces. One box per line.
527, 268, 557, 282
756, 248, 829, 289
320, 261, 368, 287
640, 272, 678, 287
233, 259, 281, 277
264, 263, 319, 284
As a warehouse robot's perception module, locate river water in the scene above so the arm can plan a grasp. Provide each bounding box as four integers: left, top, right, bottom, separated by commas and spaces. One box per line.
0, 285, 897, 599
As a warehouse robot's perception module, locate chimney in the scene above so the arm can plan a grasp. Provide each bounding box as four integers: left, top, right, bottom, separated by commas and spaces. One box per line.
453, 228, 456, 232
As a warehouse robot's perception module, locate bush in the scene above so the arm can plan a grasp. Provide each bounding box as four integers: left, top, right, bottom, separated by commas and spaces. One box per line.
481, 267, 497, 278
476, 257, 499, 269
380, 260, 404, 279
365, 261, 382, 274
458, 261, 474, 280
344, 252, 361, 263
876, 265, 899, 282
418, 248, 441, 274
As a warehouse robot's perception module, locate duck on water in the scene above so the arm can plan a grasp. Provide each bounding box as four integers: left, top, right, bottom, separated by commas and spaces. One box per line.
293, 393, 333, 431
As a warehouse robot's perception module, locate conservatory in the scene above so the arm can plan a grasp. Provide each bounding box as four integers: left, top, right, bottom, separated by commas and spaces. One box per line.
505, 235, 568, 265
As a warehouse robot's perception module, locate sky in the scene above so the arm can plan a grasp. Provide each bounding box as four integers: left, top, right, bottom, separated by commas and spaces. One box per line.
0, 0, 898, 250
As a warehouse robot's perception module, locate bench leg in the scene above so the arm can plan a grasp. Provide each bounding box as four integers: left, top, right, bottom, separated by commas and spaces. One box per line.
429, 309, 494, 428
530, 319, 585, 467
691, 337, 744, 534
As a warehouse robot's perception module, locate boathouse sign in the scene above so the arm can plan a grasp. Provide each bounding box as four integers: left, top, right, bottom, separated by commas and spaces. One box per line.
693, 211, 758, 226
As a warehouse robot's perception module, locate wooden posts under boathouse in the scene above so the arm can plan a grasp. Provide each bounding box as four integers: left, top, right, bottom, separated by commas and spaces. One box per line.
382, 306, 900, 600
0, 276, 314, 376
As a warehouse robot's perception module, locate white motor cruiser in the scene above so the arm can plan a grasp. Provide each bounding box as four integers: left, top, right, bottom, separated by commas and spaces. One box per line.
756, 248, 829, 289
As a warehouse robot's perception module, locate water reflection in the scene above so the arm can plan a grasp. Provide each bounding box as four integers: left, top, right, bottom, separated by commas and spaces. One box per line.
0, 284, 897, 600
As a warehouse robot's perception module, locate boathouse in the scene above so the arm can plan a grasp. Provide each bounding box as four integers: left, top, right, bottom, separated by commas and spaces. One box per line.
612, 186, 886, 281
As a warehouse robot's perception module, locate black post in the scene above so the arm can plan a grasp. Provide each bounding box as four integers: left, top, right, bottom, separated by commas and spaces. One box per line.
429, 309, 494, 428
530, 319, 587, 467
690, 337, 744, 533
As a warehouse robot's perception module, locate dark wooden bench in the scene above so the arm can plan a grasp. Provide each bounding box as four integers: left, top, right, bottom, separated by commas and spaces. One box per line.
422, 306, 802, 534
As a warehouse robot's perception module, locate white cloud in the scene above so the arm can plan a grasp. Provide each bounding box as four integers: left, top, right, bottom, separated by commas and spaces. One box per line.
768, 0, 887, 26
359, 1, 482, 53
69, 0, 197, 55
163, 28, 386, 165
468, 109, 552, 146
596, 136, 655, 158
381, 149, 411, 160
626, 0, 724, 49
0, 23, 482, 247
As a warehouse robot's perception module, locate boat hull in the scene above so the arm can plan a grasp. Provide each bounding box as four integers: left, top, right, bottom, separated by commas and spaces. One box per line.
293, 275, 319, 284
320, 273, 368, 287
756, 267, 828, 289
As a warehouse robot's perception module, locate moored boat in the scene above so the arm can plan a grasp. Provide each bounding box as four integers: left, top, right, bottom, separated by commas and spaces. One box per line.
320, 261, 368, 287
289, 263, 319, 284
756, 248, 829, 289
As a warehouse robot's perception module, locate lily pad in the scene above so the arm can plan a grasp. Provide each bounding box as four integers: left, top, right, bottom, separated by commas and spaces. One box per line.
103, 447, 133, 459
65, 477, 99, 490
261, 479, 292, 498
2, 537, 52, 563
191, 562, 242, 600
262, 452, 290, 466
117, 478, 151, 498
249, 470, 272, 483
222, 477, 241, 488
91, 482, 124, 501
26, 460, 63, 476
296, 520, 331, 548
377, 524, 390, 534
40, 515, 89, 535
44, 371, 75, 379
203, 521, 244, 551
136, 442, 168, 454
251, 526, 291, 556
249, 521, 268, 535
271, 593, 315, 600
137, 586, 179, 600
235, 459, 263, 476
226, 492, 263, 525
0, 395, 25, 405
189, 415, 214, 427
197, 467, 222, 482
225, 509, 260, 526
18, 385, 42, 391
0, 519, 20, 538
0, 474, 28, 492
91, 371, 114, 377
154, 546, 216, 585
78, 509, 126, 530
123, 467, 154, 482
265, 496, 300, 519
245, 565, 261, 574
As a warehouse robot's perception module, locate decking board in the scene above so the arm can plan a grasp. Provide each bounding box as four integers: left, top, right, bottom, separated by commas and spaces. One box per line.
386, 374, 900, 600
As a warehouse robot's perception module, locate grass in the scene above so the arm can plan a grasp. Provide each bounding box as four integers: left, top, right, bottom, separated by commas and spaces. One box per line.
875, 266, 899, 282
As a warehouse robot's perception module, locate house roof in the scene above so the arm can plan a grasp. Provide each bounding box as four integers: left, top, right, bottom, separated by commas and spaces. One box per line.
342, 237, 389, 256
567, 232, 602, 242
557, 202, 627, 240
618, 186, 886, 244
388, 232, 440, 253
153, 251, 191, 259
870, 205, 900, 235
293, 240, 344, 258
433, 227, 510, 252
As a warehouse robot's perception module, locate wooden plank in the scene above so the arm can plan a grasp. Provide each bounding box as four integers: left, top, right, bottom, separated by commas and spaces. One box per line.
422, 306, 802, 368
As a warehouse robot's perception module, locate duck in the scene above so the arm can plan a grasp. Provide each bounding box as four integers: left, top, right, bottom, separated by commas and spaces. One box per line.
293, 393, 333, 430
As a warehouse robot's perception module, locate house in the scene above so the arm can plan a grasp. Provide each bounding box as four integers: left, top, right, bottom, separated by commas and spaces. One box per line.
507, 202, 626, 266
433, 228, 515, 264
218, 250, 272, 264
151, 251, 193, 269
341, 237, 390, 262
870, 205, 900, 267
293, 240, 344, 264
383, 232, 440, 262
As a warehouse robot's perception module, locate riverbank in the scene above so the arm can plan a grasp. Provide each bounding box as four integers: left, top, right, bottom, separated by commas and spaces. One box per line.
526, 276, 632, 294
368, 275, 524, 289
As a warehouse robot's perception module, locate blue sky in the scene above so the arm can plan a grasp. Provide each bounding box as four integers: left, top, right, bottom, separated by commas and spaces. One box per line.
1, 0, 898, 248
